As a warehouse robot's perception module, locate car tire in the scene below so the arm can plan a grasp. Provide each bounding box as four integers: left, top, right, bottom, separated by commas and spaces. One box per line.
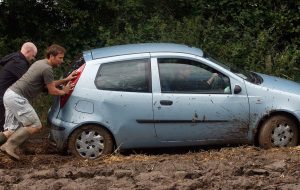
258, 115, 299, 149
68, 125, 114, 159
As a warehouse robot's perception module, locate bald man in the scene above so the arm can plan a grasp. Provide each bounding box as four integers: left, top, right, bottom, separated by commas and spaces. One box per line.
0, 42, 37, 134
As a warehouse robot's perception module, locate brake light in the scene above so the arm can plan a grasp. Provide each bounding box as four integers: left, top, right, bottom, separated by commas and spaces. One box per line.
60, 63, 86, 108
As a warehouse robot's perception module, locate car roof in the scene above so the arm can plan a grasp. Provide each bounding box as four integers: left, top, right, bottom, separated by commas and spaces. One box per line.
83, 43, 204, 61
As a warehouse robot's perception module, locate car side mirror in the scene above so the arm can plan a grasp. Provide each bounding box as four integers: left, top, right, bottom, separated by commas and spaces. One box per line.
234, 85, 242, 94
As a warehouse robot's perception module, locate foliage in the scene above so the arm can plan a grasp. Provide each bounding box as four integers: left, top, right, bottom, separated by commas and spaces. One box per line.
0, 0, 299, 122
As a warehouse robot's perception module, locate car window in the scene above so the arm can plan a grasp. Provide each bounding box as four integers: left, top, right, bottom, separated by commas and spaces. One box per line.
95, 59, 151, 92
158, 58, 231, 94
205, 56, 263, 84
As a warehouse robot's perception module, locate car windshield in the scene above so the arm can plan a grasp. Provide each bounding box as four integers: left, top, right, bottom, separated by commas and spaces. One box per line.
204, 55, 263, 84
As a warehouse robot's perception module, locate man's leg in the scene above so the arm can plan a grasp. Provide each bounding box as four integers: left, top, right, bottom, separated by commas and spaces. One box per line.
0, 132, 7, 145
0, 89, 42, 160
0, 102, 7, 144
0, 127, 31, 160
0, 99, 15, 145
0, 99, 5, 132
0, 125, 41, 160
0, 103, 20, 144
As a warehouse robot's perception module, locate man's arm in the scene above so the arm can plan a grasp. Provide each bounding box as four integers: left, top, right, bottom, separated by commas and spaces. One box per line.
47, 81, 75, 96
53, 70, 77, 87
207, 73, 219, 86
53, 78, 69, 87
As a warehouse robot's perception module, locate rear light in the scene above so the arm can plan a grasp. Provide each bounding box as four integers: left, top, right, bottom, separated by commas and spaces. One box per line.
60, 63, 86, 108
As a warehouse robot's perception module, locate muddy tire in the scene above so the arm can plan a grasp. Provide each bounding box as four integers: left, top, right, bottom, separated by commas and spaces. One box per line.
258, 115, 299, 149
68, 125, 114, 159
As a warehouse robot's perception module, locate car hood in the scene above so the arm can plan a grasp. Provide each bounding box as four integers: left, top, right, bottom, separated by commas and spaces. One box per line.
257, 73, 300, 94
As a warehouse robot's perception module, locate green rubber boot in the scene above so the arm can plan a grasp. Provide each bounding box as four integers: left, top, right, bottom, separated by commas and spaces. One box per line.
0, 127, 30, 160
0, 132, 7, 145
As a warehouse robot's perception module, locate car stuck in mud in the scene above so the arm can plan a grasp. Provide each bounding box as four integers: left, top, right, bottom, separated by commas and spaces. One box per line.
48, 43, 300, 160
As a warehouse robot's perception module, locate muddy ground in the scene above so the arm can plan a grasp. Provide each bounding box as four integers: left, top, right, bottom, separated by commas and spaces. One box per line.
0, 136, 299, 190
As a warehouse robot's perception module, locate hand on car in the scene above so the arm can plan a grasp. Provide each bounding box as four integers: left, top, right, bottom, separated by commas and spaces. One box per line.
63, 81, 75, 95
66, 70, 78, 81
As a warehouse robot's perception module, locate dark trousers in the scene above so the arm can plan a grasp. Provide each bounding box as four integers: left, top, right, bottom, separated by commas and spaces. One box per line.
0, 98, 4, 132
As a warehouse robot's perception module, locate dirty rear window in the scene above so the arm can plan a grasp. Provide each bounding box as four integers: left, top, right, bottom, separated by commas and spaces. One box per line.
95, 59, 151, 93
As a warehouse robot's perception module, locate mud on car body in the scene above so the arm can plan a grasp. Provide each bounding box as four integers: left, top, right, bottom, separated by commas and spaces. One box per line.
48, 43, 300, 159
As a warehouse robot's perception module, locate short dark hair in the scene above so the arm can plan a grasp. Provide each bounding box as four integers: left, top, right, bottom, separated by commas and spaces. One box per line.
45, 44, 66, 58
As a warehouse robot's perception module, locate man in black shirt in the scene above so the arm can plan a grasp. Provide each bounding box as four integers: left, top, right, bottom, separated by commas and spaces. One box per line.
0, 42, 37, 139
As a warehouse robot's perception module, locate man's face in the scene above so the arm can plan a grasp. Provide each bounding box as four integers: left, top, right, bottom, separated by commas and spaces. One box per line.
26, 49, 37, 63
50, 53, 64, 67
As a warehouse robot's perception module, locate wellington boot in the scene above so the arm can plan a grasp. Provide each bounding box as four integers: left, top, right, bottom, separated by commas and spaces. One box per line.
0, 127, 30, 160
20, 140, 35, 155
0, 132, 7, 146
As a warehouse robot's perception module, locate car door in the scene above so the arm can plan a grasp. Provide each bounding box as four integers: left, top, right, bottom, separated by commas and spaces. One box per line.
151, 56, 250, 143
93, 56, 156, 147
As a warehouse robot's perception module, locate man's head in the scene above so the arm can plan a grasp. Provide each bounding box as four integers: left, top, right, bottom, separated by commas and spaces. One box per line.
20, 42, 37, 63
46, 44, 66, 67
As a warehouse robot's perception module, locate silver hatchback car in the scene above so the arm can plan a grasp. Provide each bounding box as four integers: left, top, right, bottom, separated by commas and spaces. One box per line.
48, 43, 300, 159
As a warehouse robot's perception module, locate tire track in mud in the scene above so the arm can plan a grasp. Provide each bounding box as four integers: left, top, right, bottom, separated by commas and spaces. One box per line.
0, 139, 300, 190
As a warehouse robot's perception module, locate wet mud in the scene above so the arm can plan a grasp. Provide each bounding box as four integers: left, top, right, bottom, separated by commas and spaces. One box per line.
0, 138, 299, 190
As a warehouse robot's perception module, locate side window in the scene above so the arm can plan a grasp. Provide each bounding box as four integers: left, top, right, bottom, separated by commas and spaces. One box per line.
158, 58, 231, 94
95, 59, 151, 92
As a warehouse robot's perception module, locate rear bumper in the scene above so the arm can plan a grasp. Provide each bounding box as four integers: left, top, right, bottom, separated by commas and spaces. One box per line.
49, 125, 67, 151
48, 116, 76, 151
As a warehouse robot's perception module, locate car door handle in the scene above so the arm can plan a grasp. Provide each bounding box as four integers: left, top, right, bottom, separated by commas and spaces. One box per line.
160, 100, 173, 106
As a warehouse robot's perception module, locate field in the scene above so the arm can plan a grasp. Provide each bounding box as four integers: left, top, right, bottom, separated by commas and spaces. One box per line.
1, 136, 299, 190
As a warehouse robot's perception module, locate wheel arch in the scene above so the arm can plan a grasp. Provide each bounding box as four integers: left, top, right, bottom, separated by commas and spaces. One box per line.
254, 111, 300, 146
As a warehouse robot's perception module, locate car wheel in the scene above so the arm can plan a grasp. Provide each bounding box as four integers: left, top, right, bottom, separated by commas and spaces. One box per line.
258, 115, 299, 149
68, 125, 114, 159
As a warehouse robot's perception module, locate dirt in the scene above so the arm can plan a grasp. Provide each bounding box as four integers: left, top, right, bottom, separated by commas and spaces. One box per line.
0, 137, 300, 190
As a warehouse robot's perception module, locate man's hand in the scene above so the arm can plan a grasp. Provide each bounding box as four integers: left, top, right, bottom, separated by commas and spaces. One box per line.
66, 70, 78, 81
207, 73, 219, 85
63, 81, 75, 95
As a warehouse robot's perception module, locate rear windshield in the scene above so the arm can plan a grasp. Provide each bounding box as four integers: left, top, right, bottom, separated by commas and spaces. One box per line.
63, 55, 85, 78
